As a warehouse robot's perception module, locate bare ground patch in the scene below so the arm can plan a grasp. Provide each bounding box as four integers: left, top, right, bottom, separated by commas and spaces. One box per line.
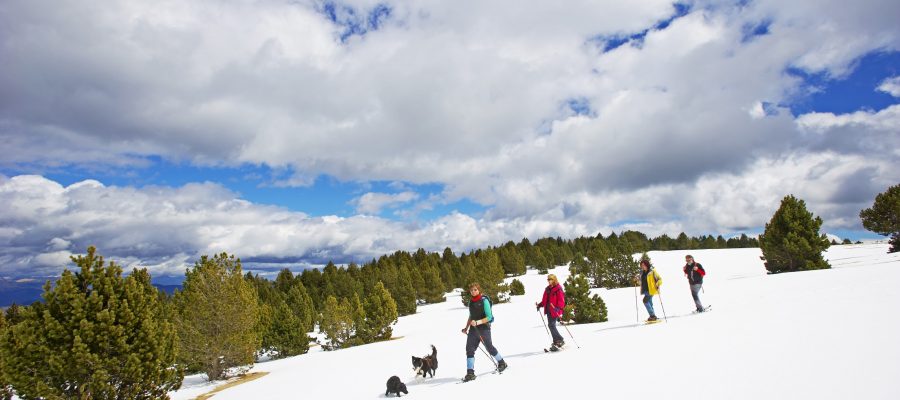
194, 371, 269, 400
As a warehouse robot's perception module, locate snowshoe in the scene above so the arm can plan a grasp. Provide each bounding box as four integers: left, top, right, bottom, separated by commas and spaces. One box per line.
496, 360, 508, 373
461, 369, 476, 382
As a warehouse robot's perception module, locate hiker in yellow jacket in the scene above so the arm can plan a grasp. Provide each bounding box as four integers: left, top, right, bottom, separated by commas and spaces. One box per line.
639, 259, 663, 322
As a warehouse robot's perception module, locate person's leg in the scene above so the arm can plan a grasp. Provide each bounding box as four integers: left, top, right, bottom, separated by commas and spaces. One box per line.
691, 284, 704, 310
476, 327, 500, 358
465, 328, 479, 371
547, 315, 564, 343
643, 294, 656, 318
476, 326, 506, 371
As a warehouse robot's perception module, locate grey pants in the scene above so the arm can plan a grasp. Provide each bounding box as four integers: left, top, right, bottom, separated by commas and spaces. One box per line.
690, 283, 704, 310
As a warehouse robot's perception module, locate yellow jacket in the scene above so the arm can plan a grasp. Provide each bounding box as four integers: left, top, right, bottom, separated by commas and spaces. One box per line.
644, 269, 662, 295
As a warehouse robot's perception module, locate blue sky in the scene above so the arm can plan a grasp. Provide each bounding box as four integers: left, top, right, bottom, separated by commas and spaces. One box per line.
0, 0, 897, 280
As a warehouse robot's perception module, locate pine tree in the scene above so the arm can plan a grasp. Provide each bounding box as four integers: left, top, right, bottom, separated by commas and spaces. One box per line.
0, 247, 182, 398
859, 183, 900, 253
362, 282, 399, 342
441, 247, 463, 288
508, 279, 525, 296
760, 195, 831, 273
174, 253, 260, 380
274, 268, 295, 293
348, 293, 367, 346
532, 247, 551, 274
716, 235, 727, 248
472, 250, 509, 303
499, 242, 526, 275
2, 304, 22, 326
319, 296, 354, 350
285, 283, 316, 332
700, 235, 717, 249
260, 294, 310, 359
561, 274, 608, 324
299, 268, 324, 311
0, 311, 11, 400
420, 263, 447, 304
600, 245, 638, 289
395, 264, 418, 316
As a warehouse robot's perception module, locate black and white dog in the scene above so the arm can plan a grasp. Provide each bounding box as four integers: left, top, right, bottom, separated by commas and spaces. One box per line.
411, 345, 438, 379
385, 375, 408, 397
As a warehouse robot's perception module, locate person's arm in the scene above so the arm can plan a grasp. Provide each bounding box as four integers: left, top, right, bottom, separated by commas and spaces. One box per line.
697, 263, 706, 276
479, 299, 493, 325
462, 316, 472, 333
655, 270, 663, 288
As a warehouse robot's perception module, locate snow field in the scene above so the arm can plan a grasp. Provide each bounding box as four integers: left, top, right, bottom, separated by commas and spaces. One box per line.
172, 244, 900, 399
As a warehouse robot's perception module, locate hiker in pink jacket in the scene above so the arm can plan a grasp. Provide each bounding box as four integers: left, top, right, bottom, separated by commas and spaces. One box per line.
536, 274, 566, 350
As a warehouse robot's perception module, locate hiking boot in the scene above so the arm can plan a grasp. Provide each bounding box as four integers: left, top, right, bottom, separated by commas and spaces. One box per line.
553, 340, 565, 348
462, 369, 476, 382
648, 315, 658, 322
549, 345, 560, 352
496, 359, 508, 373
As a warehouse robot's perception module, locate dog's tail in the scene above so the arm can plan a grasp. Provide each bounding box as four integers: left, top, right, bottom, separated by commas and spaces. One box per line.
431, 344, 437, 358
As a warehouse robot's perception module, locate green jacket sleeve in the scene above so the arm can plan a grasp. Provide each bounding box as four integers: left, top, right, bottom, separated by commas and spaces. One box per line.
483, 298, 494, 322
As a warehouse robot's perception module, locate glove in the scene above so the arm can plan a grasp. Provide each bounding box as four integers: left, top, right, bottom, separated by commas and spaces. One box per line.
536, 303, 541, 311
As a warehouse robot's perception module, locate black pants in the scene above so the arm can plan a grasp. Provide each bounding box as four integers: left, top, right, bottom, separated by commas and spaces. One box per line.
547, 315, 564, 343
466, 325, 498, 358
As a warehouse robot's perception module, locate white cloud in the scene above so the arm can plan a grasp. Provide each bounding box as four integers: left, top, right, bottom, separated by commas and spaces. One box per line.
352, 191, 419, 214
748, 101, 767, 119
877, 76, 900, 97
796, 104, 900, 132
4, 154, 897, 278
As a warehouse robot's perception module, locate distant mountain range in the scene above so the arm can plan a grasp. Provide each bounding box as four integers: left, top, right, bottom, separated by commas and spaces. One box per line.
0, 278, 180, 308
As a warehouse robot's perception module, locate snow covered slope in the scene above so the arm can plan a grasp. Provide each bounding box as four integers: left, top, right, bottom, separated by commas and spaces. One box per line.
171, 244, 900, 400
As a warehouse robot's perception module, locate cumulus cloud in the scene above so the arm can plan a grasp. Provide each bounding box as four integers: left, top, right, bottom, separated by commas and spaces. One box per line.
352, 191, 418, 214
878, 76, 900, 97
0, 175, 597, 278
1, 0, 899, 277
4, 158, 896, 279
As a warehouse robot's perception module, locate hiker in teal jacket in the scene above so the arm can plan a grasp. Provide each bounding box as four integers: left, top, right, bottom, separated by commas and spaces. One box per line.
461, 282, 507, 381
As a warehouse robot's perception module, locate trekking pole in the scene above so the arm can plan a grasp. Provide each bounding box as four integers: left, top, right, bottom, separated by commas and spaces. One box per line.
657, 289, 668, 323
559, 319, 581, 349
472, 324, 499, 368
536, 308, 552, 340
633, 285, 640, 324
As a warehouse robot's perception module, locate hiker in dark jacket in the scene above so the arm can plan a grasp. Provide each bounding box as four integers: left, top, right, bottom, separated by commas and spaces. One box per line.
683, 254, 706, 312
536, 274, 566, 350
461, 282, 507, 382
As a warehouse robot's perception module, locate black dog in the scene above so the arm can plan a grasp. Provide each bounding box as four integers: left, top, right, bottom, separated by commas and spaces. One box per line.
385, 375, 407, 397
412, 345, 438, 378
